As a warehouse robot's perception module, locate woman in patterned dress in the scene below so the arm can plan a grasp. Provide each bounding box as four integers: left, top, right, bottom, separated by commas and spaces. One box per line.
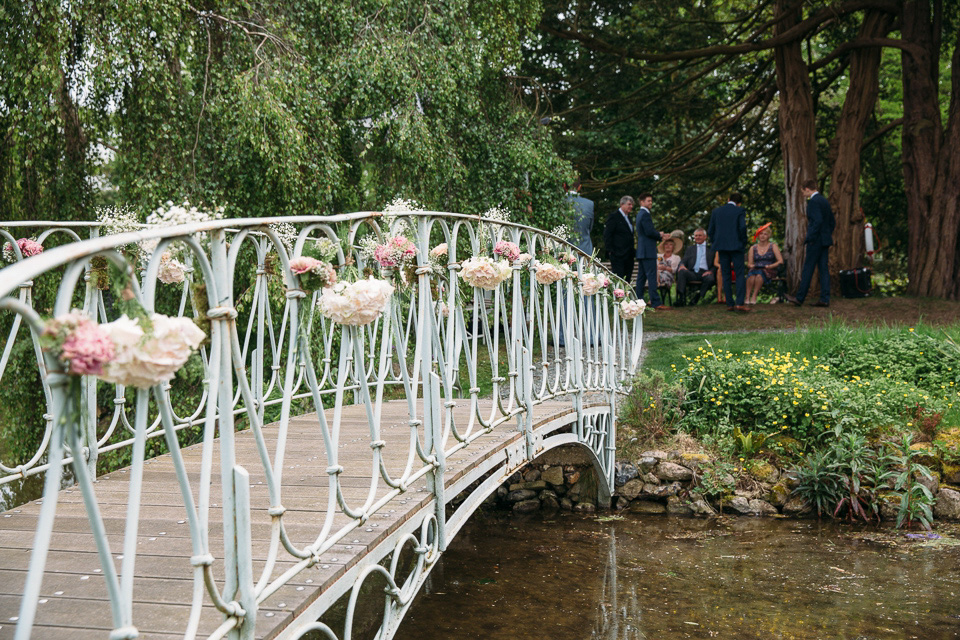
745, 222, 784, 305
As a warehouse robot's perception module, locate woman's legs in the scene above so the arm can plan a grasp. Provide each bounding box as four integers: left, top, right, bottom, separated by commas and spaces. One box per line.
745, 275, 761, 304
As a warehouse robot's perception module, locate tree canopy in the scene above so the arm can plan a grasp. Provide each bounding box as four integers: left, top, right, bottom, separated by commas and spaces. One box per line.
0, 0, 573, 229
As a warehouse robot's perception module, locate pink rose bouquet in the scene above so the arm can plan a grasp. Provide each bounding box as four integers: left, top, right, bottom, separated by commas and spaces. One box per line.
2, 238, 44, 262
493, 240, 521, 262
373, 235, 417, 269
41, 312, 115, 376
613, 288, 626, 300
429, 244, 448, 259
460, 257, 512, 290
534, 262, 568, 285
516, 252, 533, 265
580, 273, 603, 296
290, 256, 337, 291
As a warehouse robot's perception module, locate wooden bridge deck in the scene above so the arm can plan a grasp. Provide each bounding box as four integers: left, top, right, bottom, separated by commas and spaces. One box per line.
0, 398, 577, 639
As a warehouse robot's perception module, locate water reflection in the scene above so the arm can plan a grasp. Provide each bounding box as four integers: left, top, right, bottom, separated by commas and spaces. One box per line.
397, 513, 960, 640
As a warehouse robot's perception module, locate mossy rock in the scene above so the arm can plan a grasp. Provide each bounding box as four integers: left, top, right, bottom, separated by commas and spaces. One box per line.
774, 436, 802, 453
910, 442, 940, 470
679, 453, 711, 470
767, 482, 790, 507
747, 461, 780, 484
934, 427, 960, 453
943, 463, 960, 485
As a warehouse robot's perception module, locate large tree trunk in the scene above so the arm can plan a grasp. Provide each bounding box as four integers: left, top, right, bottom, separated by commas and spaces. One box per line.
945, 31, 960, 299
828, 10, 893, 274
901, 0, 960, 299
773, 0, 818, 291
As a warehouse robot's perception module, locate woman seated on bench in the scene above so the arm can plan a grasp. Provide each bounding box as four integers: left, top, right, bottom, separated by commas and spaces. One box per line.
745, 222, 783, 305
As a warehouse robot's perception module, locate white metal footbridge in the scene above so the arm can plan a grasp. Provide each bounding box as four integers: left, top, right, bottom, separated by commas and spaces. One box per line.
0, 212, 642, 639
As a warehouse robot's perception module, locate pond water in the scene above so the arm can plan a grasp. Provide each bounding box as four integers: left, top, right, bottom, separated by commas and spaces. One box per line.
395, 512, 960, 640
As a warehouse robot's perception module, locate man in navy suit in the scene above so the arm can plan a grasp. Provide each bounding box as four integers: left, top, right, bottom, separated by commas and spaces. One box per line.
787, 179, 836, 307
707, 192, 749, 312
634, 193, 671, 309
566, 181, 595, 255
603, 195, 636, 281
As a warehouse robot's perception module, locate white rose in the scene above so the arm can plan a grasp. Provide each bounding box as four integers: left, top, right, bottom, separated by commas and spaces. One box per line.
100, 314, 204, 388
619, 299, 646, 319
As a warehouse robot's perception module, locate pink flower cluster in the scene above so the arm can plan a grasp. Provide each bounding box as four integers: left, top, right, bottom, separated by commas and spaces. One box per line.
290, 256, 337, 290
41, 311, 205, 386
2, 237, 44, 262
460, 257, 512, 290
373, 236, 417, 269
579, 273, 603, 296
493, 241, 521, 262
534, 262, 570, 285
43, 312, 115, 376
613, 288, 626, 300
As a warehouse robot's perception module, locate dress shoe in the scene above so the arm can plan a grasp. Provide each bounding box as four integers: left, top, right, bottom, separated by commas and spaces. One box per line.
690, 294, 701, 305
726, 306, 736, 312
784, 294, 802, 306
734, 305, 752, 313
812, 301, 830, 307
653, 305, 672, 311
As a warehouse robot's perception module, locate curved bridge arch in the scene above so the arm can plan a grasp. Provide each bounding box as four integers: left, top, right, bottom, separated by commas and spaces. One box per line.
0, 212, 642, 640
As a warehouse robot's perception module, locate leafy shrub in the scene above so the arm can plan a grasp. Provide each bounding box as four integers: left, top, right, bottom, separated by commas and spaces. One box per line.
618, 370, 685, 454
888, 434, 936, 531
790, 449, 843, 517
689, 459, 736, 505
672, 335, 959, 449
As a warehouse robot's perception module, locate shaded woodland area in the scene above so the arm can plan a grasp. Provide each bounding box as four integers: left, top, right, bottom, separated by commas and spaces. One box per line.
1, 1, 957, 297
525, 0, 959, 297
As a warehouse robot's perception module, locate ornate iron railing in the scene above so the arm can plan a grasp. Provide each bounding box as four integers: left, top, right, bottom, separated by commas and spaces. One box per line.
0, 212, 643, 639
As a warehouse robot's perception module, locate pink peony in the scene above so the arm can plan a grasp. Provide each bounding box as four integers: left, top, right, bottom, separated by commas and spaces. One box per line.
580, 273, 603, 296
460, 257, 512, 290
613, 288, 626, 300
43, 312, 115, 376
290, 256, 323, 275
534, 262, 567, 285
429, 244, 448, 258
374, 236, 417, 269
517, 252, 533, 265
493, 240, 521, 262
17, 238, 44, 258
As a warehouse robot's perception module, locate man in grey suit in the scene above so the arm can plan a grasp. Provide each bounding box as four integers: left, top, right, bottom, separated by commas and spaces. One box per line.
565, 181, 595, 254
634, 193, 671, 309
707, 192, 749, 312
786, 179, 836, 307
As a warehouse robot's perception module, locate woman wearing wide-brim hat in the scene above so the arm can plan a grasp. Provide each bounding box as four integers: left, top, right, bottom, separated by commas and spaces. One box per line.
656, 236, 682, 287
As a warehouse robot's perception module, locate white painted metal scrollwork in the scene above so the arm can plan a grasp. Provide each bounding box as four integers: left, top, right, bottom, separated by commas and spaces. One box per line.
0, 212, 643, 640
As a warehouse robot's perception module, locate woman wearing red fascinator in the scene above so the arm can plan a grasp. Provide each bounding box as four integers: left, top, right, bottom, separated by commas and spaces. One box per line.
745, 222, 783, 304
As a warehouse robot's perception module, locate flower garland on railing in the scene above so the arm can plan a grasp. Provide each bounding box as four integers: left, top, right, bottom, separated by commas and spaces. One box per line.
460, 256, 512, 290
318, 277, 395, 326
619, 298, 646, 319
2, 238, 44, 263
39, 264, 205, 388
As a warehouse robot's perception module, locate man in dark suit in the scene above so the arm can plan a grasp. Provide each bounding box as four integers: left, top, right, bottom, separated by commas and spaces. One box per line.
707, 192, 749, 312
603, 195, 636, 282
634, 193, 671, 309
787, 179, 836, 307
566, 181, 595, 255
675, 228, 716, 306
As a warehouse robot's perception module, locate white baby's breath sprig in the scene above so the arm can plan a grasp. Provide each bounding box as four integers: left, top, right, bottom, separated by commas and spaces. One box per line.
271, 222, 298, 253
550, 224, 573, 242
